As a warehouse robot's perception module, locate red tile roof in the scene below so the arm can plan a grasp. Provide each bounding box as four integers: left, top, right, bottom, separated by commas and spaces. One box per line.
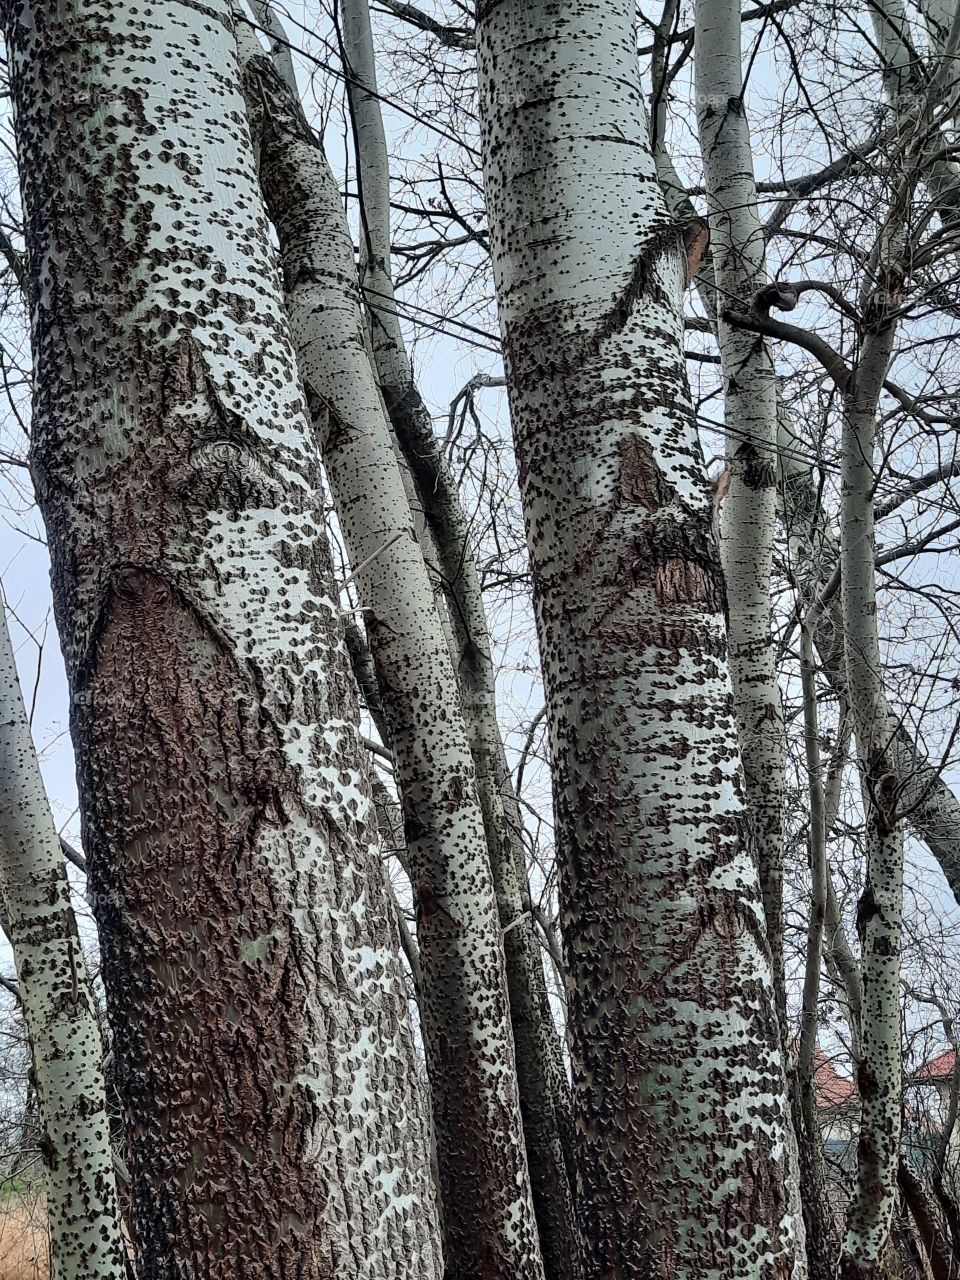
914, 1049, 957, 1083
791, 1040, 857, 1108
812, 1045, 856, 1109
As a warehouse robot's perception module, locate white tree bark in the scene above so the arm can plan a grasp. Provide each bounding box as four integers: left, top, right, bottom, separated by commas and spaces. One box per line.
475, 0, 796, 1272
0, 609, 127, 1280
794, 606, 842, 1277
692, 14, 814, 1270
338, 4, 581, 1272
840, 323, 905, 1280
767, 0, 960, 873
338, 0, 409, 400
237, 25, 545, 1279
720, 212, 910, 1279
717, 102, 927, 1273
869, 0, 960, 211
4, 0, 440, 1274
695, 0, 787, 1015
659, 27, 960, 913
777, 412, 960, 905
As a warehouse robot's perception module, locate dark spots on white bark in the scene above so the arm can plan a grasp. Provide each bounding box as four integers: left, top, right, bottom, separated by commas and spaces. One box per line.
700, 93, 749, 128
593, 226, 684, 346
8, 1, 439, 1273
476, 0, 795, 1270
371, 327, 583, 1270
242, 43, 538, 1278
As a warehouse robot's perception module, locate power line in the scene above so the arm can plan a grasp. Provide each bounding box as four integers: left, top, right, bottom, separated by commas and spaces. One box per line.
242, 11, 481, 158
360, 282, 502, 352
243, 12, 960, 508
362, 286, 960, 510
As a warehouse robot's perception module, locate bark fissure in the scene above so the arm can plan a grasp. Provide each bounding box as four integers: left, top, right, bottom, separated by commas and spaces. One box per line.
239, 29, 544, 1278
475, 0, 796, 1273
5, 1, 440, 1273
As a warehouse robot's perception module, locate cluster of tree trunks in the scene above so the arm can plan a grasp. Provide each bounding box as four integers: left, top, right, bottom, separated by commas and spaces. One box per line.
0, 0, 958, 1277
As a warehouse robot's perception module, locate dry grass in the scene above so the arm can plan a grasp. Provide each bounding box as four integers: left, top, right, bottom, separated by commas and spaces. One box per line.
0, 1199, 47, 1280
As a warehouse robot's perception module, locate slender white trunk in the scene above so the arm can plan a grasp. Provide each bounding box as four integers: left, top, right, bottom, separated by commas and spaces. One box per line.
778, 415, 960, 903
714, 131, 915, 1276
918, 0, 957, 44
475, 1, 795, 1272
872, 0, 960, 205
695, 0, 787, 1017
692, 13, 811, 1268
723, 186, 908, 1279
5, 0, 439, 1273
793, 607, 842, 1277
839, 327, 905, 1280
339, 4, 581, 1271
237, 27, 545, 1278
0, 611, 127, 1280
662, 29, 960, 911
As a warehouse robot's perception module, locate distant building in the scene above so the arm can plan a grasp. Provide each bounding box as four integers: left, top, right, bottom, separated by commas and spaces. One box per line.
909, 1047, 957, 1147
801, 1043, 859, 1148
797, 1043, 859, 1226
913, 1047, 956, 1091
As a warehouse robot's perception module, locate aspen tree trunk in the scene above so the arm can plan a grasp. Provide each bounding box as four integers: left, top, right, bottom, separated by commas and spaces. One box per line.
897, 1162, 955, 1280
840, 321, 905, 1280
724, 240, 908, 1279
339, 4, 581, 1271
237, 29, 545, 1279
818, 729, 863, 1069
5, 1, 440, 1275
691, 14, 812, 1268
660, 69, 960, 912
718, 143, 917, 1276
795, 609, 843, 1279
656, 8, 960, 918
694, 0, 788, 1015
870, 0, 960, 212
918, 0, 958, 47
0, 610, 127, 1280
778, 425, 960, 904
475, 1, 796, 1273
776, 0, 960, 911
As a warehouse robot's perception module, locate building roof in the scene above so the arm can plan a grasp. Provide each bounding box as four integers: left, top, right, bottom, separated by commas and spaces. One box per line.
812, 1045, 856, 1110
790, 1039, 856, 1109
914, 1048, 957, 1083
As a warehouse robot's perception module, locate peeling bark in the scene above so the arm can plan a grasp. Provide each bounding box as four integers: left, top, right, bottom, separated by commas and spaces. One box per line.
238, 28, 544, 1279
475, 0, 796, 1273
0, 610, 127, 1280
4, 0, 439, 1274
